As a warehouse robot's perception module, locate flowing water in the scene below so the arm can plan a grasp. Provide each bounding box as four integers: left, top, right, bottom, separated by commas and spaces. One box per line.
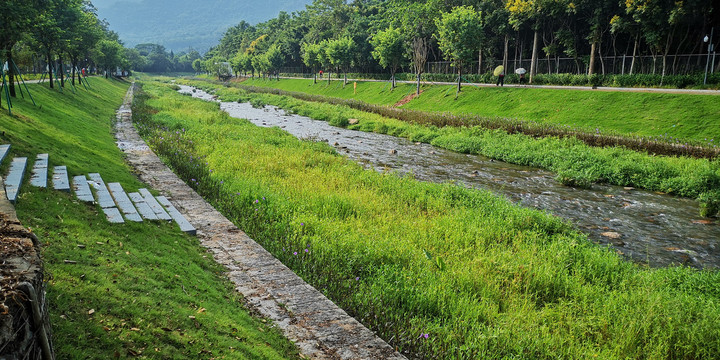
179, 85, 719, 269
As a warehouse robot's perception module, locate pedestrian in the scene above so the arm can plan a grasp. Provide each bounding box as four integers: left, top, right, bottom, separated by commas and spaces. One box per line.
519, 73, 526, 84
496, 71, 505, 86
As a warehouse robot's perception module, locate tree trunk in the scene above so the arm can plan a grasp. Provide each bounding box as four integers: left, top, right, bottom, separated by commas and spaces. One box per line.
47, 52, 54, 89
530, 29, 539, 84
313, 68, 317, 84
629, 35, 638, 75
588, 40, 597, 76
59, 54, 65, 87
72, 59, 77, 86
477, 49, 482, 75
416, 72, 421, 95
503, 34, 509, 71
7, 50, 16, 97
456, 66, 462, 97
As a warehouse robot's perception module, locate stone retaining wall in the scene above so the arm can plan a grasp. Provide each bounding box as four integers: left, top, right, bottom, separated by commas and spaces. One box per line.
0, 179, 54, 360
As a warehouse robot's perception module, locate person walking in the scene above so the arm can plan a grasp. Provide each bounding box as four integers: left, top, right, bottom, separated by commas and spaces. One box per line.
496, 71, 505, 86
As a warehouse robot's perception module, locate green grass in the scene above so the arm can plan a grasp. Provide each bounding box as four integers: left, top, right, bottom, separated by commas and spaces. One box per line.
0, 78, 299, 359
178, 78, 720, 216
137, 77, 720, 359
239, 78, 720, 143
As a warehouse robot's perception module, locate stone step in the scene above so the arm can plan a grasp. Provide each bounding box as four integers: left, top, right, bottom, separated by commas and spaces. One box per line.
138, 188, 172, 221
72, 175, 94, 203
156, 196, 196, 235
107, 183, 142, 222
52, 166, 71, 192
5, 157, 27, 204
102, 207, 125, 224
128, 192, 158, 220
87, 173, 116, 209
0, 144, 10, 165
30, 154, 49, 188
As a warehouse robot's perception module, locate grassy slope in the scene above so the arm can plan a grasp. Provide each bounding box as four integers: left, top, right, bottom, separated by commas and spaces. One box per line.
0, 79, 298, 359
140, 78, 720, 359
183, 79, 720, 215
240, 78, 720, 143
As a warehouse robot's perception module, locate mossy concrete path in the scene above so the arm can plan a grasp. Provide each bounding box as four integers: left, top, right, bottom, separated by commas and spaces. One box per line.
114, 83, 405, 360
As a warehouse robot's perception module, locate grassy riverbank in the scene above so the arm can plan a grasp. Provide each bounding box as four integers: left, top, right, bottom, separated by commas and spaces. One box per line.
136, 77, 720, 359
179, 78, 720, 217
238, 78, 720, 144
0, 79, 298, 358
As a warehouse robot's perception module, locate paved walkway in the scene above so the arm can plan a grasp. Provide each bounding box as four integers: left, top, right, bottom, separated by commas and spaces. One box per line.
114, 83, 405, 360
276, 76, 720, 95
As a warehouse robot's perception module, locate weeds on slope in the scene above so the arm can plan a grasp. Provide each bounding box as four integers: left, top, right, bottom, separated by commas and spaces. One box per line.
178, 78, 720, 217
135, 79, 720, 359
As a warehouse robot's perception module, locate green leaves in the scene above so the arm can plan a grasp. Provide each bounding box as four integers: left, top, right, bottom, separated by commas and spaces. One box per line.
434, 6, 483, 69
370, 26, 407, 74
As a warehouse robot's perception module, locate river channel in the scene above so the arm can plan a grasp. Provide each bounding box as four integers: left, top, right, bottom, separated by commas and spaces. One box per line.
178, 85, 718, 269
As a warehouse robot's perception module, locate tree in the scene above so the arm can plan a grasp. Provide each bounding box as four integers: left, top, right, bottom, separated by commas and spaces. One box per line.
435, 6, 483, 96
252, 53, 271, 79
370, 26, 406, 89
317, 39, 333, 84
0, 0, 38, 96
192, 58, 204, 73
325, 36, 355, 85
265, 44, 285, 80
66, 3, 103, 86
93, 39, 124, 78
32, 0, 65, 88
301, 42, 322, 83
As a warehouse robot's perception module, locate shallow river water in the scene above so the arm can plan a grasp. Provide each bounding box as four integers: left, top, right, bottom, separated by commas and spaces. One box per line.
179, 85, 719, 269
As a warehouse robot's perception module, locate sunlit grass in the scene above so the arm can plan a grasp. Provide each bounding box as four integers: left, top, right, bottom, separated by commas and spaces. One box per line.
136, 78, 720, 359
0, 78, 299, 359
177, 78, 720, 216
240, 78, 720, 143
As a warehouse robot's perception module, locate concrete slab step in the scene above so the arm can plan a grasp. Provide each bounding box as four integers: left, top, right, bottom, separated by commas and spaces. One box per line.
0, 144, 10, 165
5, 157, 27, 204
107, 183, 142, 222
128, 192, 158, 220
30, 154, 49, 188
52, 166, 71, 192
102, 207, 125, 224
138, 188, 172, 221
87, 173, 116, 209
72, 175, 94, 203
156, 196, 196, 235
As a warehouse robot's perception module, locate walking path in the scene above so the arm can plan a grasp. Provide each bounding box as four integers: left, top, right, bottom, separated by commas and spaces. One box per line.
114, 83, 404, 359
277, 76, 720, 95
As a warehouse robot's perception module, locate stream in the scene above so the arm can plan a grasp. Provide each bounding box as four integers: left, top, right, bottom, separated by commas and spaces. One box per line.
179, 85, 719, 269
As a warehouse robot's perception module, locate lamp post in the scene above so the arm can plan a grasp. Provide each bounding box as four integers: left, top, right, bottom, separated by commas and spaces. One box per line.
704, 28, 714, 85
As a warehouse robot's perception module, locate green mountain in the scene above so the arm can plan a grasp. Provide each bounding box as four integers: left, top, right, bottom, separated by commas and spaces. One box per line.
91, 0, 309, 52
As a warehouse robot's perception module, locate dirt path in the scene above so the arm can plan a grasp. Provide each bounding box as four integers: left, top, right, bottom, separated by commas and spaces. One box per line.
114, 83, 404, 360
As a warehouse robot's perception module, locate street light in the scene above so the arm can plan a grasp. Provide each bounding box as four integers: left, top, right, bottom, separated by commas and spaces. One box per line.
704, 28, 714, 85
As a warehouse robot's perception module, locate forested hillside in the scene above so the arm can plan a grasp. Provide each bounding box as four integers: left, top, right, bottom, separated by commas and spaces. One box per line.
92, 0, 310, 51
196, 0, 719, 88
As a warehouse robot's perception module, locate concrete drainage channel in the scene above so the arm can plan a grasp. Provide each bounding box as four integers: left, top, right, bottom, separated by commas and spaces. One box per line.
116, 83, 405, 359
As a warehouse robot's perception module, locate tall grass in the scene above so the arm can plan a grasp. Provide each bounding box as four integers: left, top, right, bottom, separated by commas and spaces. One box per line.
0, 78, 299, 359
134, 79, 720, 359
177, 78, 720, 217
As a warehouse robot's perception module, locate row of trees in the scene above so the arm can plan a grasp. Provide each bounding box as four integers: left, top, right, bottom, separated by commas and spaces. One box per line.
0, 0, 129, 94
198, 0, 717, 91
